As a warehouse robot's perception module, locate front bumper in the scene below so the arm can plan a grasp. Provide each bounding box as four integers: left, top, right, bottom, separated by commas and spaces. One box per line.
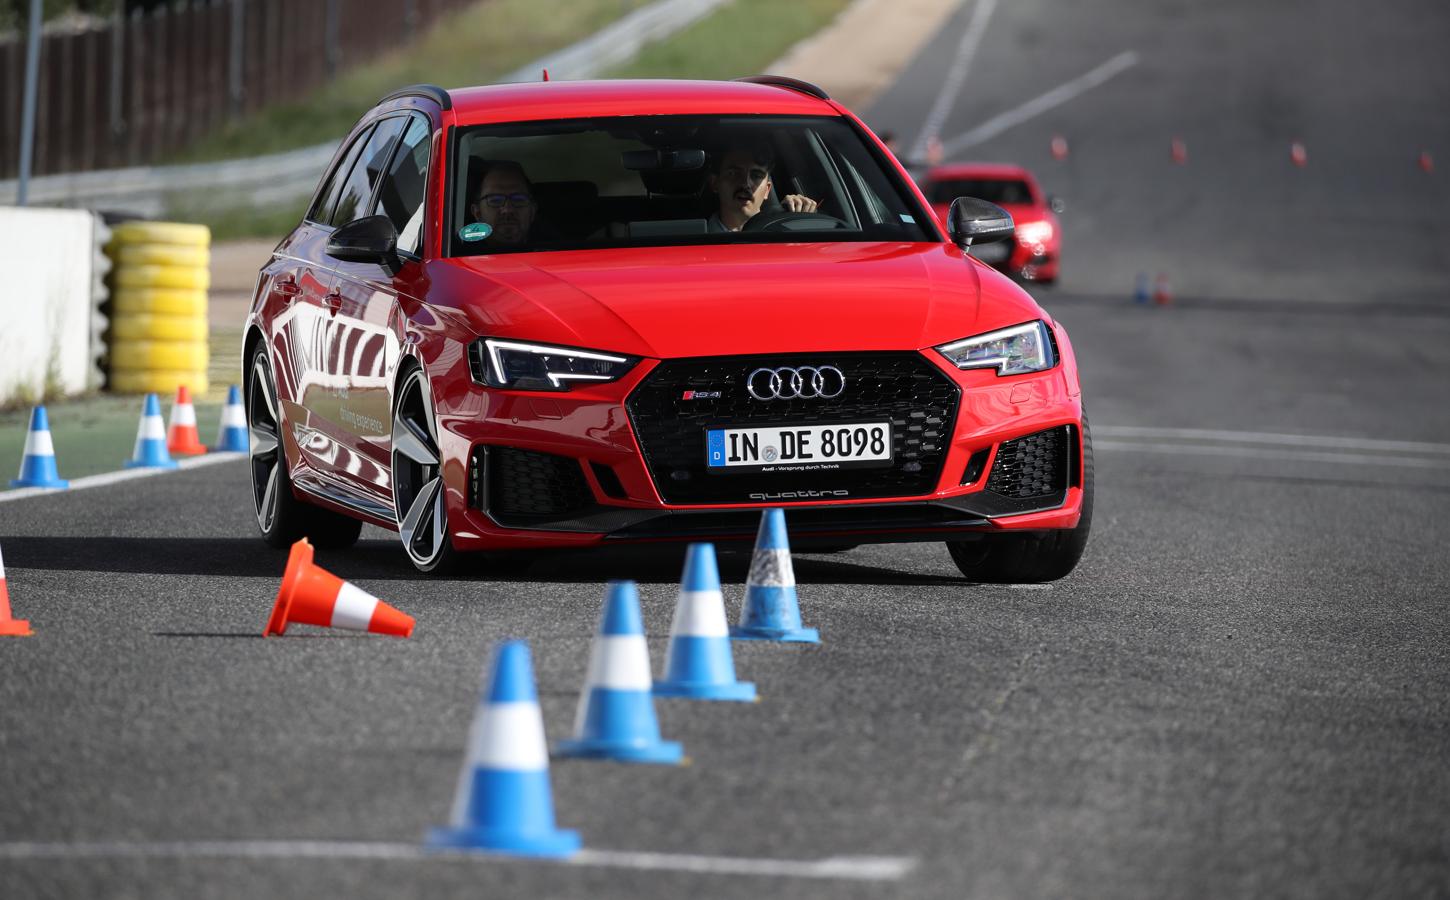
430, 338, 1085, 551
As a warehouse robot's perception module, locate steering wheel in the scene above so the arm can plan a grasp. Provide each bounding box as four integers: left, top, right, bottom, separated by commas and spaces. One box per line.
742, 208, 849, 232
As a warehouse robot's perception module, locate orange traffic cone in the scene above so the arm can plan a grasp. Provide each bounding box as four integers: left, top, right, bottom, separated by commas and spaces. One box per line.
1290, 141, 1308, 168
264, 538, 414, 637
1051, 134, 1070, 161
1, 540, 32, 637
1153, 273, 1173, 306
167, 386, 208, 456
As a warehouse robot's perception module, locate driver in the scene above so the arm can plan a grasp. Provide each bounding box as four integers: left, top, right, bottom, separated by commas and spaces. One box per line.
707, 141, 818, 232
469, 160, 538, 247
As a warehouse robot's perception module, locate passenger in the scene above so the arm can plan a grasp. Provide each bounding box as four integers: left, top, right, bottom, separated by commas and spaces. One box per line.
469, 161, 538, 247
707, 142, 818, 232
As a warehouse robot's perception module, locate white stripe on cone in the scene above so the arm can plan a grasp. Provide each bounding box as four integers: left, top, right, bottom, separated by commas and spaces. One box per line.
747, 549, 795, 588
584, 635, 652, 690
170, 404, 197, 428
669, 589, 729, 637
465, 702, 549, 770
137, 415, 166, 442
0, 543, 7, 579
220, 404, 246, 428
329, 582, 379, 631
22, 429, 54, 457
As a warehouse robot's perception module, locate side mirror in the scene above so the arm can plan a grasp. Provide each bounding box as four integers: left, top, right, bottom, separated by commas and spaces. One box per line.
327, 214, 401, 273
1048, 194, 1065, 214
947, 197, 1014, 251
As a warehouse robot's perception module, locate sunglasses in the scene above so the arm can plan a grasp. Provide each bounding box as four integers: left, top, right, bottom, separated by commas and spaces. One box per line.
479, 192, 532, 209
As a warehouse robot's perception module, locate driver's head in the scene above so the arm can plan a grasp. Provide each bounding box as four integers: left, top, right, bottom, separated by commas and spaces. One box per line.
709, 141, 774, 229
470, 161, 536, 246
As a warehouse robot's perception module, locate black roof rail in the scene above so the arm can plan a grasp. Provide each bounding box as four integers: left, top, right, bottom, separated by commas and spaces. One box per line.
378, 83, 452, 110
734, 75, 830, 101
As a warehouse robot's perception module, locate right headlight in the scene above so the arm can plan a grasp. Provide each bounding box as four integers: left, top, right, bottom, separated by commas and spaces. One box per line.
468, 338, 639, 391
935, 320, 1056, 376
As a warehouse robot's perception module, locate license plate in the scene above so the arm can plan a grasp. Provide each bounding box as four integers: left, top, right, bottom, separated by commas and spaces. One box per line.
706, 421, 892, 472
972, 241, 1010, 263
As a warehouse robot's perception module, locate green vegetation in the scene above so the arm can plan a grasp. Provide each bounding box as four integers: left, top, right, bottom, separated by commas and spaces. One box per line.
169, 0, 651, 164
606, 0, 848, 81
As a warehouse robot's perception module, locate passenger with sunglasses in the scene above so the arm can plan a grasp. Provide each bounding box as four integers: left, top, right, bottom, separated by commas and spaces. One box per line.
469, 160, 538, 247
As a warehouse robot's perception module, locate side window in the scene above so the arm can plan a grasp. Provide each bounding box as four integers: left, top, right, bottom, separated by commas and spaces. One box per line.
328, 116, 406, 227
371, 115, 432, 255
308, 124, 375, 224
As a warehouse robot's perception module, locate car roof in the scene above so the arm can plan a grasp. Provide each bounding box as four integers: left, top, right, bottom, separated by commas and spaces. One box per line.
926, 163, 1035, 181
442, 79, 839, 126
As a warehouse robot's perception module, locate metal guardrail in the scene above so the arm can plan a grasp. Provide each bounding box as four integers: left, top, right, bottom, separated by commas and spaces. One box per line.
0, 0, 729, 216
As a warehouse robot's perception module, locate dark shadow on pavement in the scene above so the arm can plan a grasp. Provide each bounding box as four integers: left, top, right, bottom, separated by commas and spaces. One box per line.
0, 535, 967, 586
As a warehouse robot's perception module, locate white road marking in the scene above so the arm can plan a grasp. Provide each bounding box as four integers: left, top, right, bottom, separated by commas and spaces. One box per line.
910, 0, 999, 161
0, 841, 916, 881
1096, 440, 1449, 469
938, 50, 1140, 156
0, 453, 243, 504
1094, 425, 1450, 455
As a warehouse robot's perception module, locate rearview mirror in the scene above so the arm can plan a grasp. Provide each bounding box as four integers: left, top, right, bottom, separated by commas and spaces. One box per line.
621, 148, 707, 171
947, 197, 1014, 251
327, 214, 402, 273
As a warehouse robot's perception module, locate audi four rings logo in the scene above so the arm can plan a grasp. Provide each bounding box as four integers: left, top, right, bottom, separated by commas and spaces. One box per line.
746, 366, 846, 400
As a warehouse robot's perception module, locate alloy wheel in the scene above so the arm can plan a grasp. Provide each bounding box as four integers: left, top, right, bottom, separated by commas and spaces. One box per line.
248, 354, 282, 533
392, 368, 449, 569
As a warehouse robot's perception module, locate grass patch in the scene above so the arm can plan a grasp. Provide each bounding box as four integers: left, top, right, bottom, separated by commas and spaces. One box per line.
605, 0, 849, 80
169, 0, 651, 164
164, 194, 309, 244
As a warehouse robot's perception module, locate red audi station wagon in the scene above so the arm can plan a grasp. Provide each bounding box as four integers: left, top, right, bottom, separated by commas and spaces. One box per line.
244, 77, 1092, 579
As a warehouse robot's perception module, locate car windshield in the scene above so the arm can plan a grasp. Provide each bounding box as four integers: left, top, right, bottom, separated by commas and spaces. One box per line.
446, 114, 935, 255
928, 178, 1035, 206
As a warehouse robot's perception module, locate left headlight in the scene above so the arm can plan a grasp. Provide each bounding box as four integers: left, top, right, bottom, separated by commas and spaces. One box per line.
468, 338, 640, 391
935, 320, 1056, 376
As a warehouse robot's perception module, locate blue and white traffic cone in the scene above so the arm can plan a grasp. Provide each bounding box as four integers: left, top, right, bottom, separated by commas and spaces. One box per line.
1134, 272, 1150, 305
732, 508, 820, 643
123, 393, 179, 470
557, 580, 684, 764
654, 543, 757, 701
427, 640, 581, 857
10, 406, 68, 489
214, 384, 248, 452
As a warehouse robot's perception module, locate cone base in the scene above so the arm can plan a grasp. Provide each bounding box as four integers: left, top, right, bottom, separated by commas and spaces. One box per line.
212, 438, 249, 453
124, 458, 179, 470
264, 540, 312, 636
0, 619, 33, 637
731, 625, 820, 644
9, 477, 68, 489
556, 737, 684, 765
653, 679, 757, 702
169, 442, 209, 456
426, 825, 581, 858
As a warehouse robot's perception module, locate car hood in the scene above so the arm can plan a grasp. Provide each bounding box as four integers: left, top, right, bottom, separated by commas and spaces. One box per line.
433, 242, 1041, 359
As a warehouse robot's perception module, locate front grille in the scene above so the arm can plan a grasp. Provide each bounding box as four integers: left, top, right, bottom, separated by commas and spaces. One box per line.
626, 352, 960, 505
484, 446, 593, 521
986, 426, 1069, 499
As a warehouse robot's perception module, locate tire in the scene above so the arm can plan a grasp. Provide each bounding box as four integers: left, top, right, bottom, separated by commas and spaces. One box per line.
110, 339, 209, 371
110, 369, 210, 395
109, 221, 211, 248
112, 288, 208, 317
115, 243, 209, 268
111, 314, 209, 342
115, 265, 210, 291
246, 344, 362, 550
391, 364, 462, 574
946, 419, 1094, 583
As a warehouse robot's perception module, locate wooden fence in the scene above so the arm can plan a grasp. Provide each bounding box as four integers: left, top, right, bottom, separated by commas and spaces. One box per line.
0, 0, 474, 179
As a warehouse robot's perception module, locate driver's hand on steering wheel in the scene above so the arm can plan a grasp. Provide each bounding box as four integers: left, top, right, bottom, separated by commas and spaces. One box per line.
782, 194, 819, 213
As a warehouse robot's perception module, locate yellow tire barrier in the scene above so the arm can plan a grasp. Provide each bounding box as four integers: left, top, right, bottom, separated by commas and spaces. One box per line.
110, 369, 210, 396
111, 339, 209, 372
110, 314, 209, 342
108, 221, 211, 248
115, 243, 210, 269
115, 264, 211, 291
111, 288, 208, 317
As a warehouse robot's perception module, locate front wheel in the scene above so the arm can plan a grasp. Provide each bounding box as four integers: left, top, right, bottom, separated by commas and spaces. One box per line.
247, 344, 362, 549
391, 365, 461, 574
946, 419, 1093, 583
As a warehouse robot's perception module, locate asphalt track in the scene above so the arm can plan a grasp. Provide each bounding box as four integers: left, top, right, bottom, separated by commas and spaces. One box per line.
3, 1, 1449, 897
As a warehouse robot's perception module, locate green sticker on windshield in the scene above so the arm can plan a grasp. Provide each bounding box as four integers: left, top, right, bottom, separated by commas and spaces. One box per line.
459, 222, 493, 242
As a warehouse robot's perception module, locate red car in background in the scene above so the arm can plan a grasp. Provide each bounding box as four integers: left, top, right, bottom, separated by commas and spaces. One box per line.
923, 164, 1061, 284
